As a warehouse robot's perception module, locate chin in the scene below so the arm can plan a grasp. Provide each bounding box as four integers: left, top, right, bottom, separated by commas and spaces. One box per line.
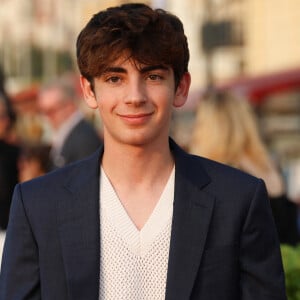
124, 132, 166, 148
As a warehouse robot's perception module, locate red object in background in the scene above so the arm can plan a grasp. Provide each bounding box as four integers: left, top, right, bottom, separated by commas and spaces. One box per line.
10, 85, 40, 114
11, 85, 39, 103
218, 67, 300, 104
185, 66, 300, 111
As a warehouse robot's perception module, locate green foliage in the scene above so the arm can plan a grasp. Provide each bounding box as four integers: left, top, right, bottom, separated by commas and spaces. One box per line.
30, 46, 74, 80
281, 244, 300, 300
31, 47, 43, 79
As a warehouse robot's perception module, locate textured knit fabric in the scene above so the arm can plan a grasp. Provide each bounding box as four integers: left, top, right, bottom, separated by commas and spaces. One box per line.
99, 167, 175, 300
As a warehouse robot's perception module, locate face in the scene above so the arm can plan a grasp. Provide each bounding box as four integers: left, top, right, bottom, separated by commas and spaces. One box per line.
81, 57, 190, 148
38, 88, 69, 130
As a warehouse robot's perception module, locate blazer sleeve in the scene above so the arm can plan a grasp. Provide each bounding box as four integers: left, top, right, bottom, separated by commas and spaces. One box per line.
0, 184, 41, 300
240, 179, 287, 299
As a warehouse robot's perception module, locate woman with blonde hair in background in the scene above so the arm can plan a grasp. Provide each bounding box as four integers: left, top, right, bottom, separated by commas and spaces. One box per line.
189, 90, 299, 245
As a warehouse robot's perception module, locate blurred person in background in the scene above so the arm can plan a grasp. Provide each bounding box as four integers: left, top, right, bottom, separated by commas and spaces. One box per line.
18, 143, 51, 182
0, 96, 19, 230
38, 75, 103, 169
189, 90, 300, 245
0, 65, 18, 145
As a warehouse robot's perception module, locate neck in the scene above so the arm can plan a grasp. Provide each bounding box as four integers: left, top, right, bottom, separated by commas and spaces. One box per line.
101, 138, 174, 186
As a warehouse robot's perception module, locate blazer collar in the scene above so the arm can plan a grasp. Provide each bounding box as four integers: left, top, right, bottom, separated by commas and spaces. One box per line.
165, 139, 215, 300
58, 140, 214, 300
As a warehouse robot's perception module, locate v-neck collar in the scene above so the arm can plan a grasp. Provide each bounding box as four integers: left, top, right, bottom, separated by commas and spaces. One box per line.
100, 166, 175, 257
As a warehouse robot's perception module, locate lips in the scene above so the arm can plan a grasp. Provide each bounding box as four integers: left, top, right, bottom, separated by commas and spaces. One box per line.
120, 112, 152, 118
118, 112, 154, 125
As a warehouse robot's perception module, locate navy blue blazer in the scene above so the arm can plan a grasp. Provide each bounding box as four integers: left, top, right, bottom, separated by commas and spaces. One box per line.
0, 140, 286, 299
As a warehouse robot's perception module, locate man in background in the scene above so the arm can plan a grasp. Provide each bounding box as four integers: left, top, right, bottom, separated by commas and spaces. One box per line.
38, 75, 102, 169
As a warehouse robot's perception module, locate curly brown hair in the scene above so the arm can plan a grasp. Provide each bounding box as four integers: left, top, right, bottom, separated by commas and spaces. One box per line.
76, 3, 189, 90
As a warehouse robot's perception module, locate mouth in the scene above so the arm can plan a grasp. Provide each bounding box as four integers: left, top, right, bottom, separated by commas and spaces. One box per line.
118, 112, 154, 125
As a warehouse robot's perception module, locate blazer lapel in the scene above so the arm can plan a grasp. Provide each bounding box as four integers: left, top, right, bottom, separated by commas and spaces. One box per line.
57, 149, 102, 300
165, 140, 215, 300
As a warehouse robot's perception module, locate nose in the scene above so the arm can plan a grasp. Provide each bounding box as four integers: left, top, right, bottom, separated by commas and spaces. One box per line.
124, 78, 147, 106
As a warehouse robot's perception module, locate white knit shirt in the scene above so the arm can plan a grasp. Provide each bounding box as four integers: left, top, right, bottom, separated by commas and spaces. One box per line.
99, 167, 175, 300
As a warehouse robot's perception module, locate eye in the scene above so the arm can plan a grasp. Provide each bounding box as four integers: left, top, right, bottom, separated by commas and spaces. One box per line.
108, 76, 121, 83
148, 74, 163, 81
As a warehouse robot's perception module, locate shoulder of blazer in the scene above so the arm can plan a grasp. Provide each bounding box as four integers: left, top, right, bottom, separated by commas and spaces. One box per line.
10, 147, 102, 239
19, 146, 103, 198
170, 138, 262, 192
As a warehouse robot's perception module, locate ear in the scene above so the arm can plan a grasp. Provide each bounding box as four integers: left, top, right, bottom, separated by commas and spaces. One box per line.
173, 72, 191, 108
80, 75, 98, 109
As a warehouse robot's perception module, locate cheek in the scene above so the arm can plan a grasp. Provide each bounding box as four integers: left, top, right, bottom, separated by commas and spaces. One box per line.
96, 101, 114, 124
96, 90, 120, 111
97, 99, 111, 115
159, 89, 176, 109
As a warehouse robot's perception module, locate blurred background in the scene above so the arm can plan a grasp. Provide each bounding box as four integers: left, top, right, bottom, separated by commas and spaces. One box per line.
0, 0, 299, 202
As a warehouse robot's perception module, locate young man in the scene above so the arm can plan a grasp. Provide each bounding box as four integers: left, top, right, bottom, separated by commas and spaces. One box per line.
0, 3, 286, 300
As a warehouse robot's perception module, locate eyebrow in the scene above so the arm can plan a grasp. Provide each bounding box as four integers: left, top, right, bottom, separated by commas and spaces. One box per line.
139, 65, 169, 73
102, 65, 169, 75
103, 67, 126, 74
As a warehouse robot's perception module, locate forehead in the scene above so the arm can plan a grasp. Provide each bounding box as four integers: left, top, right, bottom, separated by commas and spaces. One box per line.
104, 54, 172, 73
